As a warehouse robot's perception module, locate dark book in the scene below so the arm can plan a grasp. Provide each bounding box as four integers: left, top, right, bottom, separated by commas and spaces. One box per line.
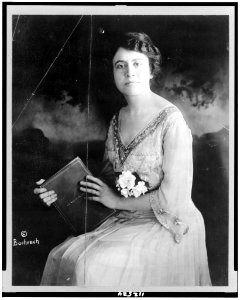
40, 157, 116, 235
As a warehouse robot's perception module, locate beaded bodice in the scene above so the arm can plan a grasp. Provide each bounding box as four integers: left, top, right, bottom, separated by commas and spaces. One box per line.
112, 106, 178, 166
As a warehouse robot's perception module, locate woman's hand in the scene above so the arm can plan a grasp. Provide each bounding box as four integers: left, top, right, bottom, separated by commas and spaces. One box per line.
33, 179, 57, 207
80, 175, 120, 210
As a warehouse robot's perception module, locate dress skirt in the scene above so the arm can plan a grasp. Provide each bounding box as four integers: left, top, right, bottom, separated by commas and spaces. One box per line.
40, 207, 211, 286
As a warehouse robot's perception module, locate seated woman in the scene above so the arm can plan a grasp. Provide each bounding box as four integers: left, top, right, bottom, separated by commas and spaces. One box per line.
34, 32, 212, 286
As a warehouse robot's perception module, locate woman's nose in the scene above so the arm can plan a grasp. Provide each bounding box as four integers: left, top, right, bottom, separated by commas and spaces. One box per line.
126, 65, 135, 77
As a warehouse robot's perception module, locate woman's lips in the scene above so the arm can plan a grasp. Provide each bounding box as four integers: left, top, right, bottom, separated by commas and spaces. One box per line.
125, 81, 140, 86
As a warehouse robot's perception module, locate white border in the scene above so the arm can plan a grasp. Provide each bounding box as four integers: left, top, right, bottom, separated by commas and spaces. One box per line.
6, 5, 234, 15
3, 3, 237, 294
228, 6, 237, 291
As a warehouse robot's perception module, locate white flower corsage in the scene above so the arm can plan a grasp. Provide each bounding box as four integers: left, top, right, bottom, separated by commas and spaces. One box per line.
116, 170, 149, 198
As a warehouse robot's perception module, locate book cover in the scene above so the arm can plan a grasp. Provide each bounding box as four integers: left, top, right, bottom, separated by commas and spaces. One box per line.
40, 157, 116, 235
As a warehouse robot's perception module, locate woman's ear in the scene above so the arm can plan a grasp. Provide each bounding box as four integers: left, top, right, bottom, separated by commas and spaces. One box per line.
149, 67, 154, 79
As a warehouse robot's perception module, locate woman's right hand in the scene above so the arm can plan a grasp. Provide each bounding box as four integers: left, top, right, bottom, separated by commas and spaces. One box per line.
33, 179, 57, 206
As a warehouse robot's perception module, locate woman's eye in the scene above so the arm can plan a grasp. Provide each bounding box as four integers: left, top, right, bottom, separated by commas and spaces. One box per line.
116, 63, 125, 69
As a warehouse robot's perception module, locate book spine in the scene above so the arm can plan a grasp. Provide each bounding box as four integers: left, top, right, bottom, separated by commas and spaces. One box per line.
77, 158, 92, 176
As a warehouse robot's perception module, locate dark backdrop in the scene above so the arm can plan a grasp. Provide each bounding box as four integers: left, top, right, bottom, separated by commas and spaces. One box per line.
11, 15, 229, 286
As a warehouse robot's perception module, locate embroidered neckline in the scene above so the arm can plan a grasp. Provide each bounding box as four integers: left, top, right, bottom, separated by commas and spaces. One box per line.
112, 106, 178, 166
118, 106, 177, 148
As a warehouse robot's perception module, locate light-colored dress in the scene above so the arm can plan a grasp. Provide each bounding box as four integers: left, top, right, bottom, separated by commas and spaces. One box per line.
40, 106, 212, 286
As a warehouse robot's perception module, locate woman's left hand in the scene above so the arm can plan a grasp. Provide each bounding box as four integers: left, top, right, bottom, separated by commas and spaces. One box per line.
80, 175, 120, 210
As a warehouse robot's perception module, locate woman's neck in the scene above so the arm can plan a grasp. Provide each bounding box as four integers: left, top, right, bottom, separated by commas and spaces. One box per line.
124, 90, 155, 116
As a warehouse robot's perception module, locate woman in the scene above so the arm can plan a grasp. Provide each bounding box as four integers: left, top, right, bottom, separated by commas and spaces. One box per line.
34, 32, 212, 286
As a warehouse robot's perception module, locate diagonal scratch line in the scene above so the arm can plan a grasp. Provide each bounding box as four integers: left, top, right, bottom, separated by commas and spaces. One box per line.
12, 15, 84, 129
12, 15, 20, 41
215, 122, 229, 133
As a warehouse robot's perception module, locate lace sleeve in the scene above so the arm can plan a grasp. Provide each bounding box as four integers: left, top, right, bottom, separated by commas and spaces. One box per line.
149, 112, 192, 243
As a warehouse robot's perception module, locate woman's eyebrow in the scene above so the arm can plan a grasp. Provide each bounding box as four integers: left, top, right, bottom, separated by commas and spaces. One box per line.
114, 60, 125, 66
114, 58, 144, 66
132, 58, 144, 61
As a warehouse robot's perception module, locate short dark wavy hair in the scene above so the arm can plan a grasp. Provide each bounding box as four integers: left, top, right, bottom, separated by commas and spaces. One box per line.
108, 32, 162, 78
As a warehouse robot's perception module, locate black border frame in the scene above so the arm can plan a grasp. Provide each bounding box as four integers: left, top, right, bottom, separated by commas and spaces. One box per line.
2, 2, 238, 298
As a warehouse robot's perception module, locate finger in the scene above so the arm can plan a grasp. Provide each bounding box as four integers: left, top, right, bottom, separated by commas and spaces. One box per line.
43, 196, 53, 204
80, 187, 100, 196
36, 179, 45, 185
44, 194, 57, 204
40, 190, 56, 200
88, 196, 101, 202
46, 200, 55, 207
34, 187, 47, 194
39, 190, 56, 200
86, 175, 104, 187
45, 196, 58, 206
80, 181, 102, 191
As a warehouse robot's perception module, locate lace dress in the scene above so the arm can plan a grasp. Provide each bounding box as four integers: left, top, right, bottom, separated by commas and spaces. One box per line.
40, 106, 212, 286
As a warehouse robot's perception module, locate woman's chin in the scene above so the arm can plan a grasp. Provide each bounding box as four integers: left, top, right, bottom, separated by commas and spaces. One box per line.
121, 88, 146, 97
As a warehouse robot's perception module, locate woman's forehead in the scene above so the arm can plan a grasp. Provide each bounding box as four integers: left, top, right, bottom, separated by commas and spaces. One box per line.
112, 47, 148, 63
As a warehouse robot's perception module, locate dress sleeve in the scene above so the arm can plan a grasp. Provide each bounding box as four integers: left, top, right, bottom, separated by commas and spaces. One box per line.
149, 112, 193, 243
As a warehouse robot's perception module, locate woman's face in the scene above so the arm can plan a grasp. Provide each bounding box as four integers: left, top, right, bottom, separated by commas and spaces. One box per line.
112, 47, 153, 97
